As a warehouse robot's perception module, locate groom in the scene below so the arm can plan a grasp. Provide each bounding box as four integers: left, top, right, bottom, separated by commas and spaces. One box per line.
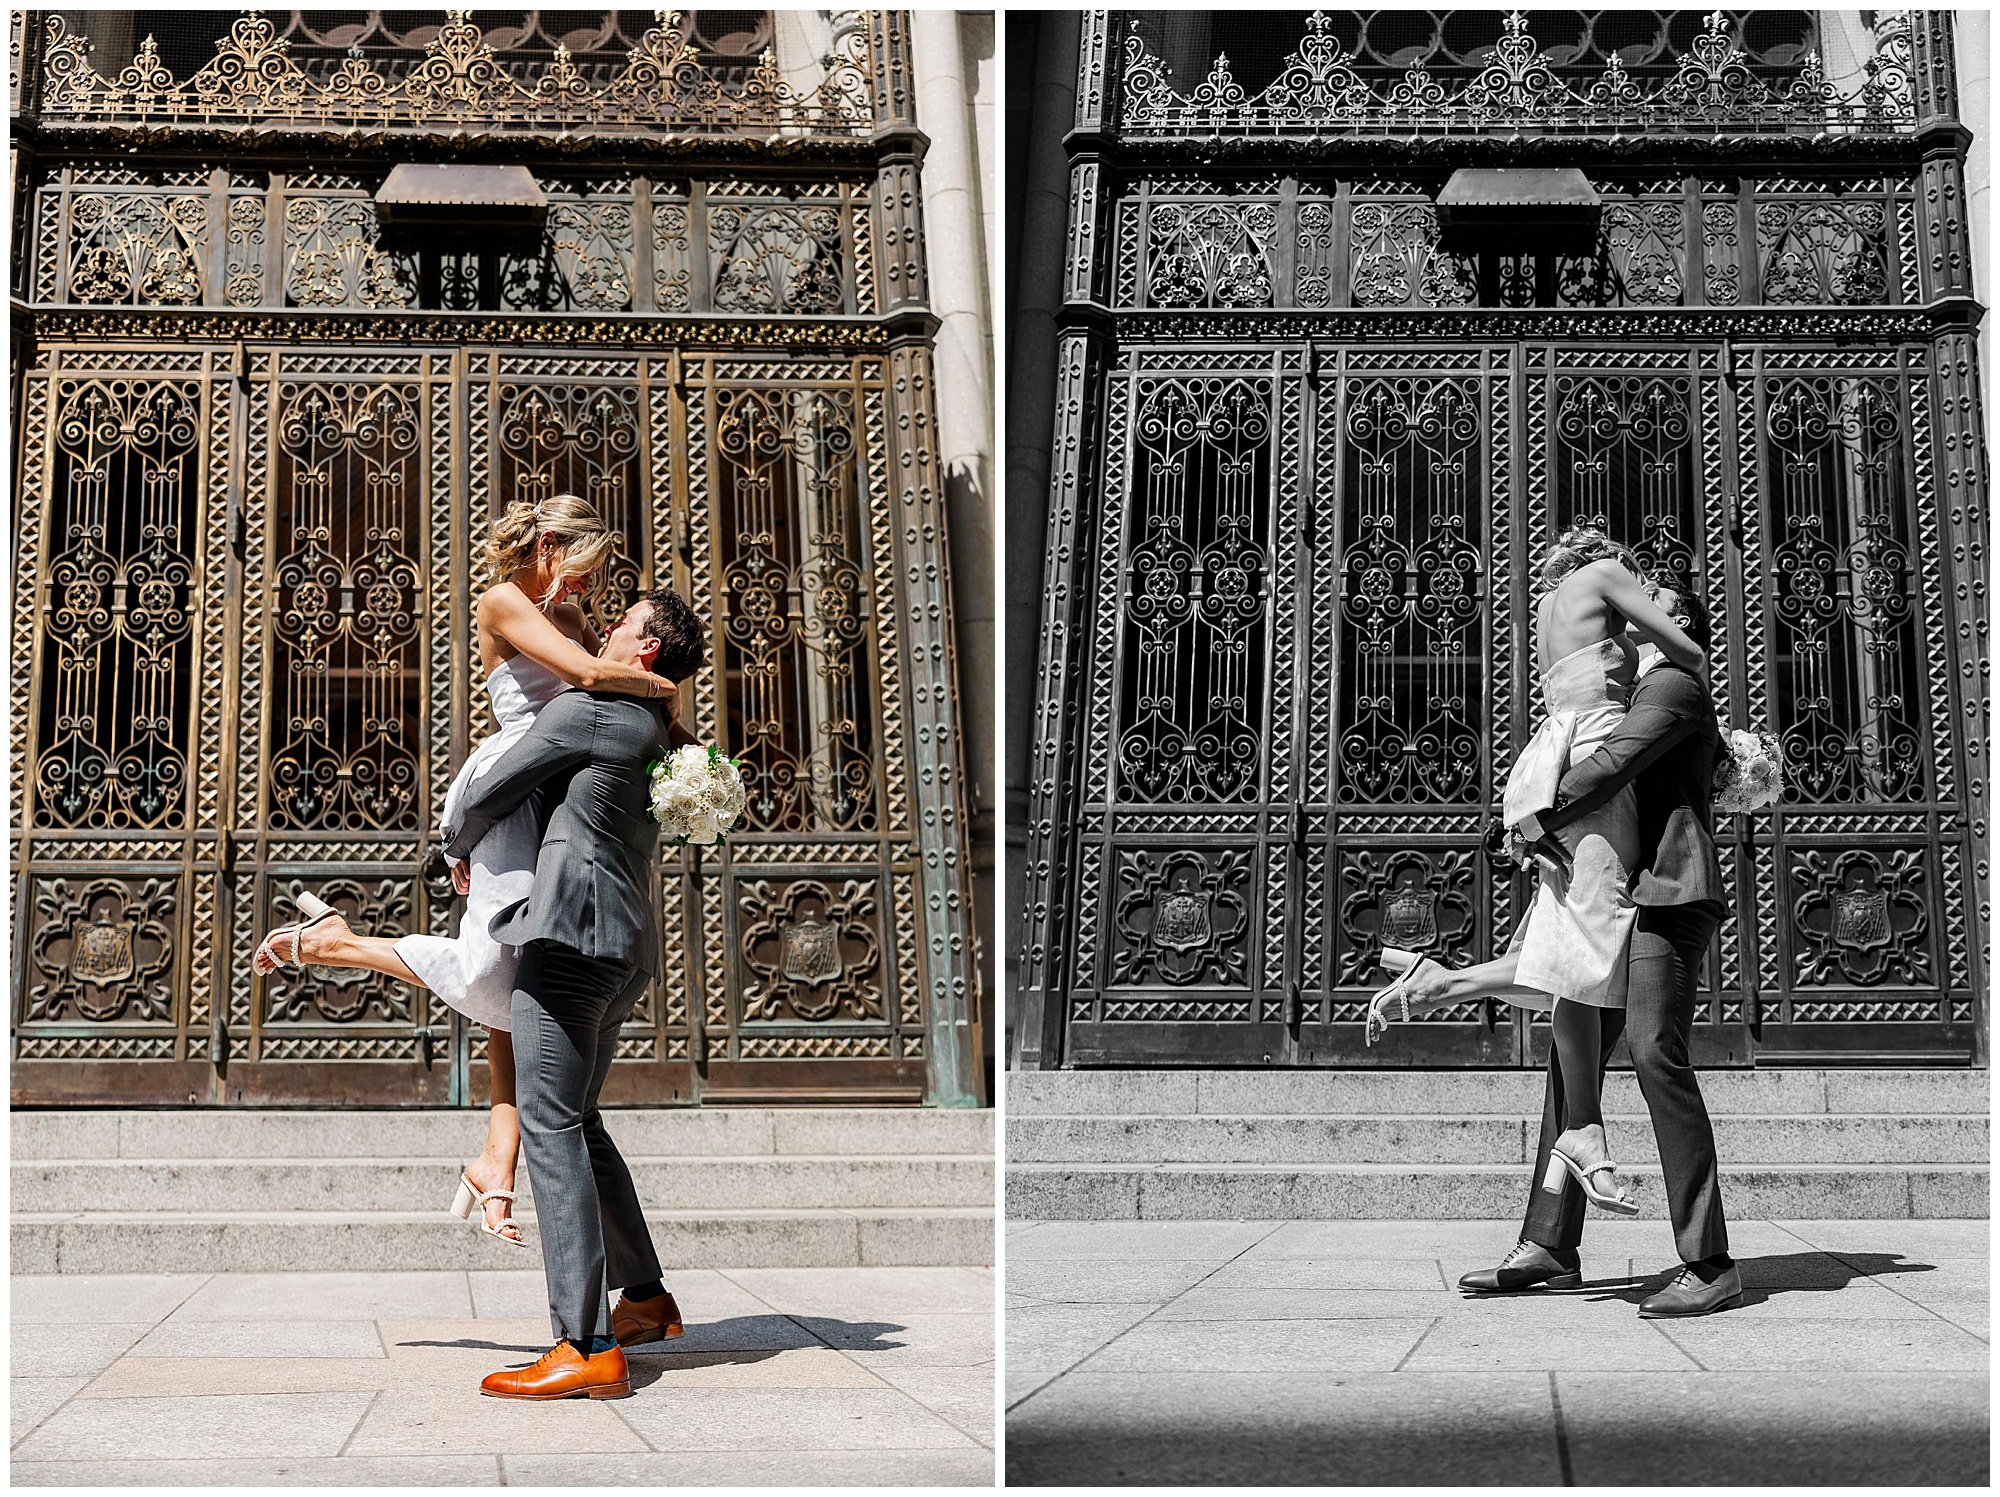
444, 586, 705, 1398
1461, 582, 1741, 1317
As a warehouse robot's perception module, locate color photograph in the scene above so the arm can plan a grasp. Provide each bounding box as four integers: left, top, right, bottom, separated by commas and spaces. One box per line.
9, 9, 998, 1485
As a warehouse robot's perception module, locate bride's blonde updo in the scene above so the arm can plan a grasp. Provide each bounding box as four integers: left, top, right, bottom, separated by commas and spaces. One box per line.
486, 494, 617, 609
1534, 525, 1643, 592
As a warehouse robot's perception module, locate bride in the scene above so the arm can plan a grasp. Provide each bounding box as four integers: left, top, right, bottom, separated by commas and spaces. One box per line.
1366, 527, 1706, 1213
253, 494, 687, 1245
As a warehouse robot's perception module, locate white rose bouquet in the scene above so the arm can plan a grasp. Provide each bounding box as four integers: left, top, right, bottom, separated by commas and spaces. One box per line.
648, 744, 748, 846
1712, 726, 1784, 815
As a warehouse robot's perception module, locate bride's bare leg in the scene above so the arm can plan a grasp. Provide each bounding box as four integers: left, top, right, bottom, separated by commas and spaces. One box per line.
465, 1027, 523, 1243
1400, 949, 1547, 1010
252, 911, 421, 982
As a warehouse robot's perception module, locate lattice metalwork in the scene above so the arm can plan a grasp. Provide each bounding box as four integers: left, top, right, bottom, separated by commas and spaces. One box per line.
493, 380, 645, 632
1337, 375, 1484, 805
1119, 9, 1915, 136
1115, 377, 1272, 805
34, 11, 876, 140
34, 378, 201, 830
713, 384, 877, 834
265, 381, 427, 832
1762, 372, 1923, 804
1551, 371, 1697, 589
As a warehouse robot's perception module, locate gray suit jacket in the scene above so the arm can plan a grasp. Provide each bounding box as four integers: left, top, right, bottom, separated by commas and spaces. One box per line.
443, 689, 667, 976
1534, 661, 1728, 913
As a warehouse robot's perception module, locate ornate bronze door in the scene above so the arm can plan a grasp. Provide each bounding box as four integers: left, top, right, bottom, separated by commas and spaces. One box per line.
15, 342, 945, 1104
1051, 336, 1978, 1069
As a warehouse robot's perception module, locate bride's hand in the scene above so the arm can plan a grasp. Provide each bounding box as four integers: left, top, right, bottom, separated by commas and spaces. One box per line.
451, 860, 471, 896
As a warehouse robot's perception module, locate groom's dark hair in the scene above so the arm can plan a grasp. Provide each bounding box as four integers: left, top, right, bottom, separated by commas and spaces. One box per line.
637, 586, 704, 680
1657, 580, 1711, 655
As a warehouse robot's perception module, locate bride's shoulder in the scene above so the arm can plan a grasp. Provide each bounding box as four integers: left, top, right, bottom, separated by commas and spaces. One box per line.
478, 581, 531, 620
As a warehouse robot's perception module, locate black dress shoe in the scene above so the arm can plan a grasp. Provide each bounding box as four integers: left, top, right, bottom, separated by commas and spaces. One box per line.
1458, 1239, 1583, 1293
1639, 1263, 1743, 1318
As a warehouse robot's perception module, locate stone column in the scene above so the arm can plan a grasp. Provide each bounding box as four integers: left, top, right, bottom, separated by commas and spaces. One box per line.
1004, 13, 1081, 1064
869, 12, 981, 1106
911, 8, 996, 1083
1952, 10, 1990, 380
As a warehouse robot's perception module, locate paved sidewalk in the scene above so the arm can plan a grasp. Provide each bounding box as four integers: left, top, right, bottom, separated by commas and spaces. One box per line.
12, 1266, 993, 1486
1008, 1218, 1986, 1486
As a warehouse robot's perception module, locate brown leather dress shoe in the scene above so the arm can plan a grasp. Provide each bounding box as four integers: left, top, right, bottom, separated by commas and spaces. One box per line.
612, 1291, 685, 1347
480, 1340, 631, 1400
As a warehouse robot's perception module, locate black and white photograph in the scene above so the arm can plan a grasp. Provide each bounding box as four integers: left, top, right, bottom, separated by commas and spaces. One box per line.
1004, 8, 1989, 1486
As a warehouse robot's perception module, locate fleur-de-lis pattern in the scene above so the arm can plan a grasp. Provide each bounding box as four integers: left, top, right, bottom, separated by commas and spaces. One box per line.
1337, 377, 1484, 805
495, 382, 645, 634
1117, 378, 1272, 805
1552, 375, 1697, 590
267, 382, 425, 831
715, 386, 875, 832
1120, 10, 1914, 136
1764, 375, 1922, 803
35, 379, 201, 829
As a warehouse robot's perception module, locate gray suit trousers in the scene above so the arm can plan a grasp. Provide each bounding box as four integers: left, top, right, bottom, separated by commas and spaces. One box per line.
511, 941, 662, 1345
1523, 903, 1729, 1265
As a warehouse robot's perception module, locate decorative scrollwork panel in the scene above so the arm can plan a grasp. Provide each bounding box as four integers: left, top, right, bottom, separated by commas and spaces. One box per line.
1116, 377, 1273, 804
712, 384, 877, 833
493, 379, 647, 634
35, 378, 202, 830
1762, 372, 1924, 804
1145, 200, 1277, 309
1349, 199, 1474, 309
265, 380, 427, 832
1551, 371, 1698, 590
1106, 846, 1254, 989
1754, 185, 1901, 306
1557, 194, 1686, 307
284, 185, 417, 310
1336, 375, 1485, 805
500, 180, 636, 313
66, 188, 208, 306
1334, 847, 1478, 1013
708, 182, 854, 315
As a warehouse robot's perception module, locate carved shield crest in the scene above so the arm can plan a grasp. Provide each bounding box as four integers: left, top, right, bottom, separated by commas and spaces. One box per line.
1381, 888, 1438, 949
72, 918, 135, 984
1153, 892, 1212, 953
1832, 889, 1891, 952
781, 916, 842, 987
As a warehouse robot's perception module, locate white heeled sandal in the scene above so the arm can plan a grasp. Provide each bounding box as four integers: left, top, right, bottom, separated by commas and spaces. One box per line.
256, 891, 341, 971
451, 1169, 527, 1247
1365, 947, 1443, 1046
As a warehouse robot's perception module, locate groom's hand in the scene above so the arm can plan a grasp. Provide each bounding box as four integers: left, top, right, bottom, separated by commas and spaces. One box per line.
451, 860, 471, 895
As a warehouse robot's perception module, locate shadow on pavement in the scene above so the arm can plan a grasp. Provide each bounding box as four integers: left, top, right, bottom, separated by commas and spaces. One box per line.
1582, 1250, 1938, 1308
391, 1312, 912, 1386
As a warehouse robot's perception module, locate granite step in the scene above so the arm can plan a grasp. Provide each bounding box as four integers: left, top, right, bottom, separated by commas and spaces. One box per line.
11, 1106, 993, 1160
1006, 1068, 1988, 1117
12, 1206, 994, 1274
11, 1106, 996, 1270
1008, 1113, 1988, 1167
1004, 1162, 1987, 1221
14, 1154, 995, 1213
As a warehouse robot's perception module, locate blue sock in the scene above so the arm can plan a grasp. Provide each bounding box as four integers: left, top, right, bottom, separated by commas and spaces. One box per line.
573, 1335, 617, 1356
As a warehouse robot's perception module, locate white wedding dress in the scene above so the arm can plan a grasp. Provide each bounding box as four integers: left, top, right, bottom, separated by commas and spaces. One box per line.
395, 655, 570, 1031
